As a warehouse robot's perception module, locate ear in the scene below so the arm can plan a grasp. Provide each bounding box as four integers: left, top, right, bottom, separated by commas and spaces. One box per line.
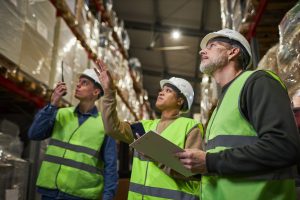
93, 88, 100, 98
228, 47, 240, 61
177, 97, 184, 107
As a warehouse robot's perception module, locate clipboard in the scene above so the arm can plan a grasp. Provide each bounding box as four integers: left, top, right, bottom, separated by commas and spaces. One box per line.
129, 131, 195, 177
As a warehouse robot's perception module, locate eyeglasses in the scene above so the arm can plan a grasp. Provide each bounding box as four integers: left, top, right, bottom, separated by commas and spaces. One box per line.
205, 41, 233, 51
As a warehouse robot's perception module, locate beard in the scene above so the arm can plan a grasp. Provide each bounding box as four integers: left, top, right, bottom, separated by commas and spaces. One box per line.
200, 53, 228, 76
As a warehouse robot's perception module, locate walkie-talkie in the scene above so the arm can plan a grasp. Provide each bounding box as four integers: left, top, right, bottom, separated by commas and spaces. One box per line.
61, 61, 67, 96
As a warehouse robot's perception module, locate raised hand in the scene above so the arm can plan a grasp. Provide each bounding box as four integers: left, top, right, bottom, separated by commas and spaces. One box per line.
50, 81, 67, 106
93, 61, 115, 93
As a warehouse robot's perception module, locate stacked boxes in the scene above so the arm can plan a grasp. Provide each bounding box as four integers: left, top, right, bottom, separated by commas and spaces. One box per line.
19, 0, 56, 86
0, 0, 26, 65
0, 0, 150, 117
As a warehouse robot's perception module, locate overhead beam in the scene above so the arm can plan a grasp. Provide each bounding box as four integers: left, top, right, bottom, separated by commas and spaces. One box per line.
142, 68, 202, 83
124, 20, 210, 38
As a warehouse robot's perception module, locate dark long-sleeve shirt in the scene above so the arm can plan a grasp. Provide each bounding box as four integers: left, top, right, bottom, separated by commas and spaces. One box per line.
28, 104, 118, 200
206, 70, 300, 175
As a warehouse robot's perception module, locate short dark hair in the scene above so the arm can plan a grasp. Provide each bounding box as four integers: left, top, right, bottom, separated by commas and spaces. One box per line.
209, 37, 250, 70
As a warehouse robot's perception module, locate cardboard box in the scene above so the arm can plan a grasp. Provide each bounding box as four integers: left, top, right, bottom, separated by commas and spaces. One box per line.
0, 0, 26, 65
19, 24, 53, 85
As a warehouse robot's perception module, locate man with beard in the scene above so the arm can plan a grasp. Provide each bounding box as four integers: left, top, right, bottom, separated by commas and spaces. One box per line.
97, 64, 203, 200
176, 28, 300, 200
28, 69, 118, 200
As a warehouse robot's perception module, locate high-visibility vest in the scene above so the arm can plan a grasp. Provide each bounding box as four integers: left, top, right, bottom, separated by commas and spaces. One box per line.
128, 117, 204, 200
203, 70, 297, 200
37, 107, 106, 199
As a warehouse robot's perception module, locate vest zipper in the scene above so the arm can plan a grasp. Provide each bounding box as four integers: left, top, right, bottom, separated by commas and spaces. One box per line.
142, 161, 150, 200
141, 121, 157, 199
205, 101, 220, 146
54, 125, 81, 190
205, 85, 229, 147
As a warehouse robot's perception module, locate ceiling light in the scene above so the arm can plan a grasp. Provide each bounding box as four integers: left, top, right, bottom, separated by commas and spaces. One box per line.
171, 30, 181, 40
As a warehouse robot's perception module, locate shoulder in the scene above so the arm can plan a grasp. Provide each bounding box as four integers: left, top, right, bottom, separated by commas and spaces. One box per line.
242, 70, 286, 96
239, 70, 289, 117
57, 107, 75, 115
245, 70, 281, 85
178, 117, 198, 123
178, 117, 203, 130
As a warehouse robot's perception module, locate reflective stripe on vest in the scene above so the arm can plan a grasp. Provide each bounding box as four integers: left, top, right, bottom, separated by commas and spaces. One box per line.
49, 139, 101, 158
44, 154, 103, 175
130, 182, 199, 200
36, 107, 106, 199
206, 135, 258, 150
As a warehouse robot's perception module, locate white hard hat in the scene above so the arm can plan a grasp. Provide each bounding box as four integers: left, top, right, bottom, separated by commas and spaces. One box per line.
80, 69, 104, 95
200, 28, 252, 69
160, 77, 194, 112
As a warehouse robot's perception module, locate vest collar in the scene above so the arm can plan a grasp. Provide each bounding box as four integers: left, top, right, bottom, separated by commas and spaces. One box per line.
74, 105, 99, 117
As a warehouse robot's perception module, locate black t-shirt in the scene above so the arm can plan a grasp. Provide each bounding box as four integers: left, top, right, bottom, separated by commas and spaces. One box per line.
206, 70, 300, 175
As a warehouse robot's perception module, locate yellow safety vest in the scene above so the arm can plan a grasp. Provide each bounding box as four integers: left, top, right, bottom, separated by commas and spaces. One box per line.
37, 107, 105, 199
128, 117, 203, 200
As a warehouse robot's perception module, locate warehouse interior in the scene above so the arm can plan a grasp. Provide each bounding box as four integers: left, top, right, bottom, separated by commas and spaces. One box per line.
0, 0, 300, 199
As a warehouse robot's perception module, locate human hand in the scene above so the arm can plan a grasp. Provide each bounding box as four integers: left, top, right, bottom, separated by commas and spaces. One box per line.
94, 61, 115, 93
50, 81, 67, 106
175, 149, 207, 174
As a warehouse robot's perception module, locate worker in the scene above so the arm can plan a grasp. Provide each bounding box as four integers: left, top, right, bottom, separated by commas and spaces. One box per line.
176, 28, 300, 200
28, 69, 118, 200
97, 65, 203, 200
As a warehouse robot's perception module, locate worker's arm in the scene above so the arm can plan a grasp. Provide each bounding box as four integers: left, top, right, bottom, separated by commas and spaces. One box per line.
28, 104, 57, 140
28, 81, 66, 140
99, 69, 135, 144
101, 136, 118, 200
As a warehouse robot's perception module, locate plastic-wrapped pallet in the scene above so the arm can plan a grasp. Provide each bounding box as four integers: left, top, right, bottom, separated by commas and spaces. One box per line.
200, 75, 219, 126
0, 0, 26, 65
115, 95, 135, 122
18, 0, 56, 86
220, 0, 255, 33
0, 151, 29, 200
257, 44, 280, 74
69, 41, 89, 105
87, 14, 100, 53
278, 1, 300, 97
0, 120, 28, 200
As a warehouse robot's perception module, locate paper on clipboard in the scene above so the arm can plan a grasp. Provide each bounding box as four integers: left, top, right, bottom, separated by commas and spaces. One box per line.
129, 131, 195, 177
